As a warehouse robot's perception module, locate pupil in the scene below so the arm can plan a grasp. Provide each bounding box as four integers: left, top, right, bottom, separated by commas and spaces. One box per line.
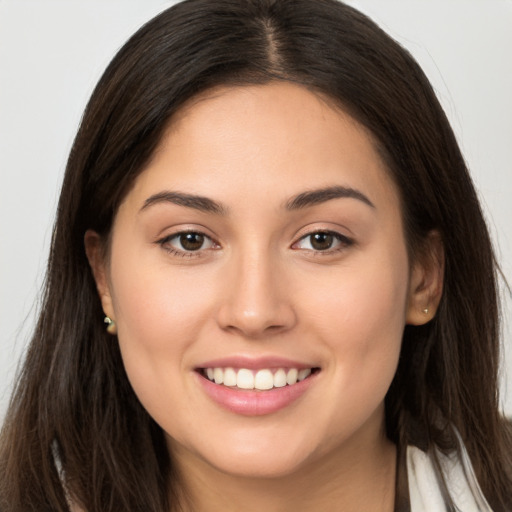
180, 233, 204, 251
311, 232, 333, 250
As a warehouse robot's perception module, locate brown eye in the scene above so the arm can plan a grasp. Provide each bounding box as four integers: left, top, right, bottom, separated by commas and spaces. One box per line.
179, 232, 205, 251
293, 230, 353, 253
309, 232, 334, 251
159, 231, 216, 254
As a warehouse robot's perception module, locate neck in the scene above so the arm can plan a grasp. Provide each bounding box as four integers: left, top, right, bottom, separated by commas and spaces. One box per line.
170, 424, 397, 512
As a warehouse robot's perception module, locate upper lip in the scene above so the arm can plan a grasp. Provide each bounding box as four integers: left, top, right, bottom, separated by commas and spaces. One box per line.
196, 355, 318, 370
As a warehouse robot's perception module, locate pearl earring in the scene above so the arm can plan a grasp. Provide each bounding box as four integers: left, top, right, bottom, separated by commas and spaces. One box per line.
104, 316, 117, 335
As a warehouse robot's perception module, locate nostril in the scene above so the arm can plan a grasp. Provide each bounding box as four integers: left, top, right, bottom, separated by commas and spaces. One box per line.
215, 281, 297, 337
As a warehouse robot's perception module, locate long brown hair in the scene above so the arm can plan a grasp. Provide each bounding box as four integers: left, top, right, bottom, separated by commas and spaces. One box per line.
1, 1, 510, 510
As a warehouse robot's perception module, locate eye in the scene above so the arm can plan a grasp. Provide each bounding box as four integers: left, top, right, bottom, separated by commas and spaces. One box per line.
293, 231, 353, 252
158, 231, 217, 254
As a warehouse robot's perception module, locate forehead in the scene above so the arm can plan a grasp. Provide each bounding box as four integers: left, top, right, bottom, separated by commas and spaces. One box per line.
122, 82, 401, 218
165, 82, 376, 153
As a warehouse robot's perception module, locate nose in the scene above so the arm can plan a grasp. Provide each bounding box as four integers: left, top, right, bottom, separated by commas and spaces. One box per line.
215, 250, 297, 339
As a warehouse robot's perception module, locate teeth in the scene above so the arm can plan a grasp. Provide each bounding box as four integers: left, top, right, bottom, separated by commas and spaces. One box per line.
298, 368, 312, 381
286, 368, 298, 385
237, 369, 254, 389
223, 367, 237, 387
254, 369, 274, 390
203, 367, 315, 390
213, 367, 224, 384
273, 368, 287, 388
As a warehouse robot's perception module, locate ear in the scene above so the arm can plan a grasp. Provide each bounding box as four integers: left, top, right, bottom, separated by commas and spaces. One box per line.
406, 230, 444, 325
84, 230, 115, 321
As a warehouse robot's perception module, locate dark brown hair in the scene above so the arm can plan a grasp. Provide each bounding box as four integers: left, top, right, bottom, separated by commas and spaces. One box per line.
1, 1, 510, 510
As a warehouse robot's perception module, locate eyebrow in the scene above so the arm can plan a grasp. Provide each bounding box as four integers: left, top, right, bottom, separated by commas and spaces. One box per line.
140, 185, 374, 216
285, 186, 375, 210
140, 191, 227, 215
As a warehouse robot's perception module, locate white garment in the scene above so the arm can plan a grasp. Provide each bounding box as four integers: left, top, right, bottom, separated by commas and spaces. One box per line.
407, 443, 493, 511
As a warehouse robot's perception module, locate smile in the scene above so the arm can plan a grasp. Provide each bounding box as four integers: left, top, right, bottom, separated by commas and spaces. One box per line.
195, 358, 320, 415
201, 367, 315, 390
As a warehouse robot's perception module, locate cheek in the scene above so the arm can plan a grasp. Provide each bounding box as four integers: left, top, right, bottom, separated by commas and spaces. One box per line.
110, 246, 217, 346
106, 242, 219, 411
294, 254, 408, 446
306, 250, 408, 329
303, 246, 409, 394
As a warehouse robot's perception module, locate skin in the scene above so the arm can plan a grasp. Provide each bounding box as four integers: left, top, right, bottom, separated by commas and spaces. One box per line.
86, 82, 443, 511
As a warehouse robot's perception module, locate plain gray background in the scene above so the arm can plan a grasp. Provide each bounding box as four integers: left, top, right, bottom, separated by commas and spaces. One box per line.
1, 0, 511, 421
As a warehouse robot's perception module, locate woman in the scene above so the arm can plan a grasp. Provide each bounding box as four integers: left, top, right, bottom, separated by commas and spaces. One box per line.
0, 0, 510, 510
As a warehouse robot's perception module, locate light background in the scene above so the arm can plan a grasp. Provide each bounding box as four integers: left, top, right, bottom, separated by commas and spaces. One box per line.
1, 0, 511, 421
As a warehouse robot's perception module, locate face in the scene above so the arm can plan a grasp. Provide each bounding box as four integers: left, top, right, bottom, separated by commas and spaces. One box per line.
87, 83, 437, 480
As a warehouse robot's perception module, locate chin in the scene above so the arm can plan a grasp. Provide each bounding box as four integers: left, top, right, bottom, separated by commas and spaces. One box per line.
169, 427, 320, 480
206, 450, 312, 480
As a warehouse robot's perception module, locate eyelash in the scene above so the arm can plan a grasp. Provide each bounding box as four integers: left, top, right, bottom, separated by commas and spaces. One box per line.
156, 230, 219, 258
292, 230, 354, 255
156, 229, 354, 258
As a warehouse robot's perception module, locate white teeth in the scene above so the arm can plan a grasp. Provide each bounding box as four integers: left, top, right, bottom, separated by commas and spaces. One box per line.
254, 369, 274, 390
286, 368, 298, 385
273, 368, 287, 388
237, 369, 254, 389
213, 367, 224, 384
203, 366, 315, 390
223, 367, 237, 387
298, 368, 312, 381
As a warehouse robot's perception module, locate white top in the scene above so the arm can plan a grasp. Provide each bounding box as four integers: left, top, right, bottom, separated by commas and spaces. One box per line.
407, 443, 493, 511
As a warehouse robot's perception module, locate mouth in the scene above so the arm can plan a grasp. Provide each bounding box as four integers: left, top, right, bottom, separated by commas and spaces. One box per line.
198, 366, 320, 391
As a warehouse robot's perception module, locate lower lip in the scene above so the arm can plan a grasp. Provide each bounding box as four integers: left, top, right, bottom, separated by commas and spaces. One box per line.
196, 371, 317, 416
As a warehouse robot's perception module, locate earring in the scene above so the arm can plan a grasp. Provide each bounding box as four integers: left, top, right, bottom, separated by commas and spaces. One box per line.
104, 316, 117, 335
422, 308, 429, 314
